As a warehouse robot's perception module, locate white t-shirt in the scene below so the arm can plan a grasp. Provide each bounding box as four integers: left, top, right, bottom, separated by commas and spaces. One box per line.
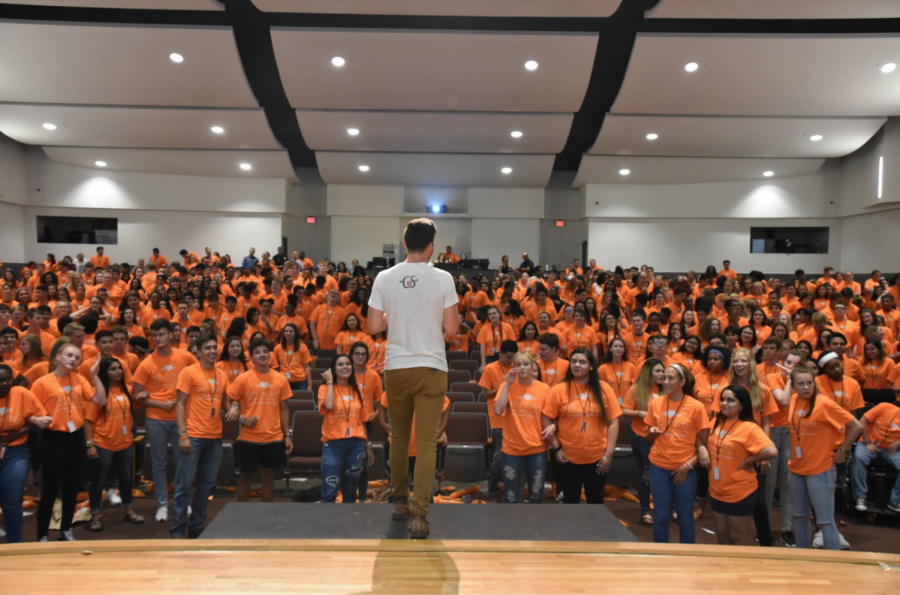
368, 261, 458, 372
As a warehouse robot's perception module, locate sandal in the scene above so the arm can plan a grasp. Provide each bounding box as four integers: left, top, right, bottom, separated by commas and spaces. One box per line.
641, 513, 654, 525
124, 511, 145, 525
86, 516, 104, 532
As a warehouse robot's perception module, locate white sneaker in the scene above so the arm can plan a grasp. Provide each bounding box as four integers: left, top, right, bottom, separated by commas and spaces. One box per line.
812, 530, 824, 548
888, 501, 900, 513
839, 532, 851, 550
155, 505, 169, 522
57, 529, 76, 542
0, 528, 5, 538
106, 489, 123, 506
854, 498, 867, 512
38, 536, 48, 543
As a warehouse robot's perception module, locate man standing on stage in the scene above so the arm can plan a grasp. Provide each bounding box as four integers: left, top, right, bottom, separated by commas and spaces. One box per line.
368, 219, 458, 539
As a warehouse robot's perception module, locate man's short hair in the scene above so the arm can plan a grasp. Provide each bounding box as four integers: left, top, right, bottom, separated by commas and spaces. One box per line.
499, 340, 519, 354
537, 333, 559, 349
403, 218, 437, 253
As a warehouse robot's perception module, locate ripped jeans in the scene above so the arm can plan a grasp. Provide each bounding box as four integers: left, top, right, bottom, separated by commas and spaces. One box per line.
502, 451, 548, 503
790, 467, 839, 550
321, 438, 368, 503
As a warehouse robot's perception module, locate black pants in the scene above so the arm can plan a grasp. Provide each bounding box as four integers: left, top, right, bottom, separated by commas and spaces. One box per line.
357, 421, 373, 501
753, 466, 774, 546
37, 429, 86, 539
558, 460, 607, 504
696, 462, 710, 500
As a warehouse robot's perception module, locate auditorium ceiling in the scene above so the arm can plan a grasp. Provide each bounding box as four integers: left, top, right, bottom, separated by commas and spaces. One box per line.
0, 0, 898, 187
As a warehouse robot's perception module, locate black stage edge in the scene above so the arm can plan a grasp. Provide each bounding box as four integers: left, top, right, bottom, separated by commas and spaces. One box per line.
201, 503, 637, 542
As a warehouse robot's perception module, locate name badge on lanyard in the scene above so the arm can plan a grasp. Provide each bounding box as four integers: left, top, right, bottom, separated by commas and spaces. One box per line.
67, 420, 77, 433
795, 446, 803, 459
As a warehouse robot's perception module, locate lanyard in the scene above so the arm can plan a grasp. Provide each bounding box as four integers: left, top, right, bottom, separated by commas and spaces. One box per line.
54, 372, 74, 422
826, 377, 845, 406
659, 395, 687, 437
108, 386, 128, 419
789, 397, 811, 446
712, 418, 740, 468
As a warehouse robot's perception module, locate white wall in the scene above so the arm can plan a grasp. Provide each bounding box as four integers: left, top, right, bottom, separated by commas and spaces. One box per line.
330, 216, 401, 266
542, 172, 586, 267
285, 170, 331, 261
326, 184, 404, 217
399, 216, 472, 259
472, 218, 540, 270
0, 133, 26, 207
0, 201, 25, 262
839, 209, 900, 272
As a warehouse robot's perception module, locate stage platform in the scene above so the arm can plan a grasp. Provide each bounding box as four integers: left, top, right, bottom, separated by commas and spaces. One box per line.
201, 502, 638, 542
2, 539, 899, 594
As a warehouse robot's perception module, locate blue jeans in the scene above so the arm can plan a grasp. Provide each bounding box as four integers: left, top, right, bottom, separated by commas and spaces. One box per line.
0, 445, 29, 543
146, 418, 181, 509
487, 428, 504, 497
502, 451, 548, 503
790, 468, 838, 550
765, 426, 792, 532
321, 438, 367, 503
89, 445, 134, 514
852, 443, 900, 504
631, 434, 652, 515
171, 438, 223, 537
650, 462, 697, 543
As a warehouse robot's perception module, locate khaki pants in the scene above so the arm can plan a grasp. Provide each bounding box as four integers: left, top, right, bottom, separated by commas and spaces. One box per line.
385, 367, 447, 516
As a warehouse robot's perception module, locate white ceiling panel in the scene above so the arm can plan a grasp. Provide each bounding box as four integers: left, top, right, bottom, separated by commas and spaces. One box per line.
296, 110, 572, 153
272, 29, 598, 112
613, 35, 900, 117
254, 0, 622, 17
0, 22, 256, 107
42, 147, 297, 180
590, 114, 886, 158
316, 152, 554, 187
0, 105, 279, 149
649, 0, 900, 20
0, 0, 222, 8
573, 155, 825, 187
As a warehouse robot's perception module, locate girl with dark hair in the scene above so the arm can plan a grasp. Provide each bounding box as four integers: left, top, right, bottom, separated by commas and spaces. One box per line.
860, 339, 898, 389
598, 337, 637, 403
216, 335, 248, 380
272, 323, 312, 390
225, 318, 248, 349
335, 313, 371, 356
517, 321, 540, 358
622, 358, 665, 524
85, 357, 143, 531
544, 348, 621, 505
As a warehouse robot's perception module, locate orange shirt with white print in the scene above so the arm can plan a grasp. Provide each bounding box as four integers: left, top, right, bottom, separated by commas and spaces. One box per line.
862, 403, 900, 449
175, 364, 231, 439
309, 304, 346, 350
815, 375, 864, 415
598, 361, 638, 403
355, 368, 384, 413
0, 386, 47, 446
621, 385, 662, 438
30, 372, 95, 433
272, 343, 312, 382
478, 360, 513, 430
229, 368, 291, 443
132, 349, 198, 421
787, 394, 855, 476
708, 419, 774, 503
536, 357, 569, 389
544, 380, 622, 464
645, 395, 709, 471
84, 385, 133, 451
561, 325, 600, 357
692, 369, 728, 415
498, 379, 552, 456
317, 383, 373, 443
335, 331, 372, 356
711, 384, 779, 426
476, 322, 516, 357
368, 337, 386, 373
517, 339, 540, 359
859, 358, 899, 389
761, 373, 790, 427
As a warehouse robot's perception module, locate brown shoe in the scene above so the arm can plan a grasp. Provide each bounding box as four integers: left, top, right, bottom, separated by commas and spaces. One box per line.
392, 497, 410, 521
409, 514, 430, 539
693, 506, 703, 521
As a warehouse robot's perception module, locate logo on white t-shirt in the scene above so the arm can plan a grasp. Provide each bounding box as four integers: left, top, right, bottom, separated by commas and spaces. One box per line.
400, 276, 418, 289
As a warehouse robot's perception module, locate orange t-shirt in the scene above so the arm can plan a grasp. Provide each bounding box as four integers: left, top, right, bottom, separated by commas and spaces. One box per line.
623, 332, 647, 366
228, 368, 291, 443
544, 380, 623, 464
30, 372, 95, 433
84, 385, 133, 452
536, 357, 569, 389
309, 304, 346, 350
276, 314, 309, 337
788, 394, 855, 476
272, 343, 312, 382
23, 361, 51, 386
317, 383, 373, 443
78, 354, 133, 387
645, 395, 710, 471
516, 339, 540, 359
355, 368, 384, 413
859, 358, 899, 389
621, 386, 662, 438
498, 380, 552, 457
598, 361, 638, 402
761, 373, 790, 427
0, 386, 47, 446
478, 360, 513, 430
132, 349, 198, 421
335, 331, 372, 356
216, 359, 248, 381
708, 419, 774, 503
711, 384, 779, 426
175, 364, 231, 439
368, 338, 386, 373
692, 370, 728, 415
380, 393, 450, 457
561, 326, 600, 357
815, 375, 865, 414
476, 322, 516, 356
863, 403, 900, 449
445, 329, 471, 353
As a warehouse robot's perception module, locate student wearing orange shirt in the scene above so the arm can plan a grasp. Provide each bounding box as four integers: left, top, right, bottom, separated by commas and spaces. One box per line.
560, 309, 600, 360
493, 352, 552, 503
516, 321, 541, 358
31, 341, 107, 542
172, 336, 235, 538
536, 333, 569, 389
479, 340, 517, 501
0, 364, 51, 543
859, 339, 900, 389
707, 386, 777, 545
272, 323, 312, 390
477, 305, 516, 371
852, 402, 900, 513
309, 289, 346, 351
350, 341, 383, 500
217, 335, 249, 380
318, 355, 374, 503
84, 358, 143, 532
775, 365, 862, 550
229, 337, 293, 503
132, 320, 199, 521
445, 312, 475, 353
90, 246, 110, 270
645, 364, 710, 543
334, 313, 372, 356
544, 349, 622, 505
598, 337, 637, 403
622, 359, 665, 524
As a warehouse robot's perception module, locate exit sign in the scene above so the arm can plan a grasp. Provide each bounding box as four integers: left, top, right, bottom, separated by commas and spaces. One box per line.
556, 220, 565, 228
307, 216, 316, 224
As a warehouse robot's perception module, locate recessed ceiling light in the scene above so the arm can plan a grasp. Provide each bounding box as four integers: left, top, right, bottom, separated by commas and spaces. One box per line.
331, 56, 345, 67
763, 170, 774, 177
501, 167, 513, 175
810, 134, 823, 142
239, 163, 252, 171
510, 131, 523, 139
358, 165, 370, 172
646, 133, 659, 141
95, 161, 107, 167
347, 128, 360, 136
619, 169, 631, 176
42, 123, 57, 131
210, 126, 224, 134
525, 60, 539, 71
684, 62, 699, 73
881, 62, 897, 74
169, 52, 184, 64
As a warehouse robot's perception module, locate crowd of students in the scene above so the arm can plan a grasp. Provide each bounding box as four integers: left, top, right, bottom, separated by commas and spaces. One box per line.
0, 247, 898, 550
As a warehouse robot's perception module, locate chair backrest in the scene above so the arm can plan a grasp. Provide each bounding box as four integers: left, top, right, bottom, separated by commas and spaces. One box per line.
309, 368, 324, 382
445, 412, 489, 445
316, 348, 337, 360
287, 399, 315, 419
862, 389, 896, 405
450, 360, 479, 375
468, 350, 482, 362
290, 411, 324, 456
291, 390, 315, 401
446, 351, 468, 363
222, 417, 241, 442
368, 419, 389, 445
303, 340, 316, 354
313, 357, 333, 370
447, 392, 475, 409
453, 402, 489, 415
450, 382, 484, 400
447, 369, 471, 386
311, 379, 323, 397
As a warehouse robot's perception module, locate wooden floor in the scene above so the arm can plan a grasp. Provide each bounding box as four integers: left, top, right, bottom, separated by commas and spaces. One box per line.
2, 539, 900, 594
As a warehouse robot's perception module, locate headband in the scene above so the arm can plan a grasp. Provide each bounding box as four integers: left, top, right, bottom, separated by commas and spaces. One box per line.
707, 348, 724, 360
818, 352, 839, 367
668, 364, 686, 379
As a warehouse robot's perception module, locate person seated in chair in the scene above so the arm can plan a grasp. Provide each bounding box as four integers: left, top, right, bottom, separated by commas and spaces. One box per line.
852, 401, 900, 513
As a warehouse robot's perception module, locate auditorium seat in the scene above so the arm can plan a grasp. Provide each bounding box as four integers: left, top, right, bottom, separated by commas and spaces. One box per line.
442, 412, 490, 484
217, 416, 241, 486
452, 402, 488, 415
311, 380, 323, 397
468, 350, 481, 362
447, 369, 471, 386
287, 411, 325, 481
316, 348, 337, 360
450, 382, 484, 401
291, 389, 315, 401
450, 359, 479, 376
446, 351, 468, 364
313, 357, 333, 371
286, 399, 315, 419
446, 392, 474, 409
309, 368, 324, 382
865, 458, 899, 513
303, 340, 316, 354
